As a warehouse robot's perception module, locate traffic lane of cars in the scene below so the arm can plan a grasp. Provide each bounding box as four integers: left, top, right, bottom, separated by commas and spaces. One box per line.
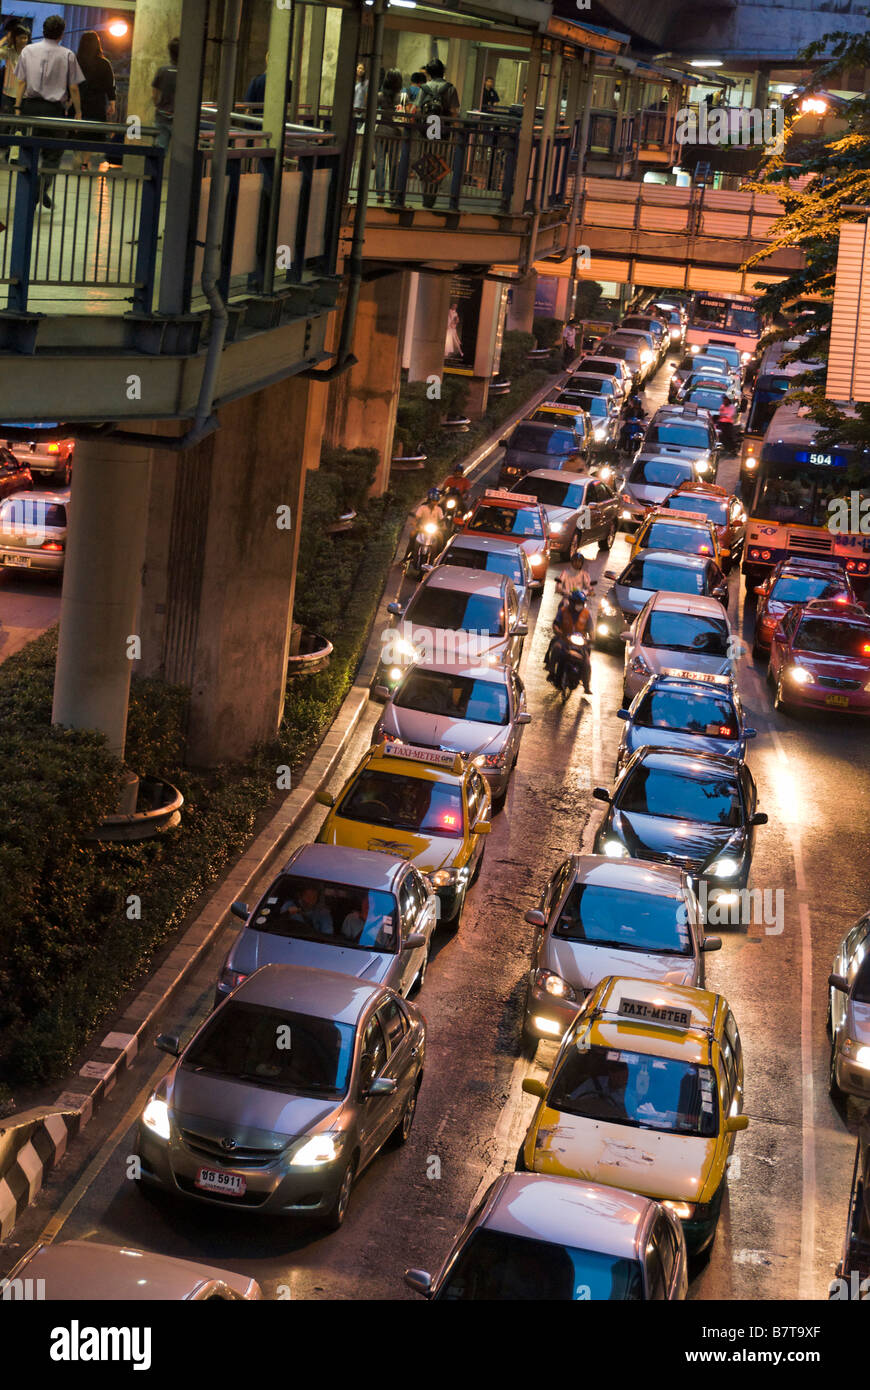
0, 480, 68, 664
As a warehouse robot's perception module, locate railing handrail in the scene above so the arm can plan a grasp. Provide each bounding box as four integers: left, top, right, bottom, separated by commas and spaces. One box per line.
0, 113, 160, 136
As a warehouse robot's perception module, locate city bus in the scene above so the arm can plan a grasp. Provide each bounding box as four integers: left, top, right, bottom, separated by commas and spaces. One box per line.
741, 398, 870, 595
686, 292, 764, 360
738, 339, 823, 493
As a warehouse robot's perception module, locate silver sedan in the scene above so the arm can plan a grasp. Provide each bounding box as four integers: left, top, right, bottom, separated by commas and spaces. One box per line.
137, 964, 426, 1228
828, 911, 870, 1101
0, 490, 68, 574
215, 842, 437, 1006
374, 660, 530, 809
522, 854, 718, 1047
620, 588, 732, 705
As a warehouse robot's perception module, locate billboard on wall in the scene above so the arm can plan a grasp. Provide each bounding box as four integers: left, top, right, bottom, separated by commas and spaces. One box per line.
533, 275, 558, 316
444, 274, 483, 373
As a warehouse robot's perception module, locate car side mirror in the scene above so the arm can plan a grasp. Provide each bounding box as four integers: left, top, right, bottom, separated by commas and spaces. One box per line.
473, 820, 491, 835
522, 1078, 546, 1099
617, 708, 630, 720
524, 908, 547, 928
155, 1033, 181, 1057
619, 631, 631, 642
373, 685, 391, 699
702, 935, 722, 952
745, 728, 757, 739
592, 786, 611, 802
750, 811, 768, 826
828, 973, 849, 993
404, 1269, 434, 1297
404, 932, 427, 949
230, 900, 248, 921
773, 625, 786, 643
517, 711, 532, 725
367, 1076, 398, 1098
726, 1114, 749, 1134
387, 601, 403, 617
604, 570, 617, 580
315, 790, 335, 808
753, 584, 766, 596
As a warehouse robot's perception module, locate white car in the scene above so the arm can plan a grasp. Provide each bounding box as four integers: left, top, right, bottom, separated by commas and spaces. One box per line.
6, 1240, 262, 1300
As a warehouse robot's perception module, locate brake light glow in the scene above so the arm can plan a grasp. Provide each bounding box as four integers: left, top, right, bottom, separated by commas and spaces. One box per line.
718, 725, 734, 737
47, 444, 59, 454
863, 644, 870, 655
41, 541, 63, 551
441, 813, 458, 829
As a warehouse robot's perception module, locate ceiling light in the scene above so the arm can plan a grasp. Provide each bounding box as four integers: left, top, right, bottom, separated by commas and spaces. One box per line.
689, 60, 723, 69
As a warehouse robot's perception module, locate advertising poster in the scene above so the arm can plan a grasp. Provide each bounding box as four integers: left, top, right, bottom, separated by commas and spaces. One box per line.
533, 274, 558, 316
444, 274, 483, 372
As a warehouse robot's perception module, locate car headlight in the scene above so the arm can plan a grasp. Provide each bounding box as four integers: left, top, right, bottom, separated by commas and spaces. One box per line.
741, 351, 752, 363
603, 839, 629, 858
593, 427, 606, 442
710, 856, 740, 878
219, 968, 248, 993
478, 751, 508, 769
388, 666, 402, 682
691, 344, 700, 354
395, 639, 416, 659
290, 1132, 346, 1167
663, 1200, 696, 1220
629, 655, 649, 675
430, 867, 466, 887
598, 465, 613, 481
142, 1096, 170, 1141
840, 1038, 870, 1068
550, 522, 564, 534
670, 327, 681, 339
786, 665, 811, 685
535, 969, 577, 1002
600, 598, 616, 616
531, 552, 547, 567
640, 349, 653, 365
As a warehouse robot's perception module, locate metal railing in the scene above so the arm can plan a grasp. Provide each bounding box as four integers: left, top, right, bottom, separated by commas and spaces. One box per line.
347, 113, 519, 212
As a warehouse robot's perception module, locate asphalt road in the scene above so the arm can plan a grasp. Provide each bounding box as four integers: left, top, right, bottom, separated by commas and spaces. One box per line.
2, 360, 866, 1302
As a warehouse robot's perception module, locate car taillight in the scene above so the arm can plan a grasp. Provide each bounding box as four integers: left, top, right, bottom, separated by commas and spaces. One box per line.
620, 492, 632, 506
846, 559, 869, 574
47, 443, 59, 454
41, 540, 63, 551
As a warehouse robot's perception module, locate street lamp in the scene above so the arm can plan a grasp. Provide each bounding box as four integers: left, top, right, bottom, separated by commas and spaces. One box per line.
107, 19, 129, 39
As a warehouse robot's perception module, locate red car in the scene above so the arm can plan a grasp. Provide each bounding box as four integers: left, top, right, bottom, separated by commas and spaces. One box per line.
753, 558, 854, 659
768, 599, 870, 715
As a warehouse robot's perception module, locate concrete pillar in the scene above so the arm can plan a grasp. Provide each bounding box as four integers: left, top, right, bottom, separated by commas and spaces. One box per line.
324, 271, 409, 496
52, 437, 152, 761
128, 0, 182, 132
158, 0, 208, 314
407, 272, 452, 383
137, 374, 323, 767
466, 280, 505, 417
507, 271, 537, 334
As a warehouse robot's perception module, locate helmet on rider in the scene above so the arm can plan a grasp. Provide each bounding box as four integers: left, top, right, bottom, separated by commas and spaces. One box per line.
569, 588, 587, 607
450, 464, 465, 477
427, 487, 440, 502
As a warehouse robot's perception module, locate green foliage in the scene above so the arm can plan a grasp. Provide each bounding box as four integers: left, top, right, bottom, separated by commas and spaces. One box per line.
532, 315, 563, 350
573, 281, 605, 319
499, 330, 536, 380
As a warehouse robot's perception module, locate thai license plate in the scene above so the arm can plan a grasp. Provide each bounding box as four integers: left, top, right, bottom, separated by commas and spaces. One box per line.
4, 554, 29, 567
825, 694, 849, 708
195, 1166, 246, 1196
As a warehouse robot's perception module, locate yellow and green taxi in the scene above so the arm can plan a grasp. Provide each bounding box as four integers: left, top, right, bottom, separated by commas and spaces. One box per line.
518, 975, 748, 1254
629, 507, 726, 571
315, 740, 491, 929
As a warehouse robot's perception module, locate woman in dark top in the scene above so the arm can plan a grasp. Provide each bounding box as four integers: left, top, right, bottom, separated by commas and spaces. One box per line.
374, 67, 403, 202
76, 31, 116, 169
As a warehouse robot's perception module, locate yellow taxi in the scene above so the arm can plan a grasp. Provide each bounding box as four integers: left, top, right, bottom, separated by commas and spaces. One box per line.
315, 740, 491, 929
629, 507, 726, 571
529, 403, 591, 438
518, 975, 748, 1255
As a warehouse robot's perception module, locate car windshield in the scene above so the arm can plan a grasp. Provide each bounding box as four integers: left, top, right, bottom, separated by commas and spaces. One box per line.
600, 344, 638, 363
792, 619, 870, 658
183, 1001, 355, 1096
394, 669, 509, 725
630, 459, 695, 488
642, 612, 729, 654
569, 376, 614, 395
668, 495, 729, 526
468, 504, 543, 539
641, 520, 713, 555
553, 884, 692, 955
548, 1043, 719, 1137
646, 424, 710, 450
439, 546, 525, 589
621, 559, 706, 595
509, 425, 576, 455
249, 874, 400, 953
531, 411, 580, 432
337, 769, 465, 837
617, 764, 743, 826
583, 360, 618, 377
0, 498, 66, 530
635, 689, 737, 736
437, 1229, 643, 1301
686, 390, 725, 412
515, 477, 584, 508
559, 393, 607, 416
774, 576, 842, 608
405, 587, 505, 635
692, 360, 728, 376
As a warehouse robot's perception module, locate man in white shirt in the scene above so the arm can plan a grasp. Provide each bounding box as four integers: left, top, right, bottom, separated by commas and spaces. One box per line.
14, 14, 83, 208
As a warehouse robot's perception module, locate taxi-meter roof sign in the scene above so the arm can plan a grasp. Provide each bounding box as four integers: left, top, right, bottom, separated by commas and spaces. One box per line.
380, 742, 463, 774
618, 997, 693, 1029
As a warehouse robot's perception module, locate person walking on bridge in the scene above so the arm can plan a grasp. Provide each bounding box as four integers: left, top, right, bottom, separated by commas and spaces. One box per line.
14, 14, 83, 209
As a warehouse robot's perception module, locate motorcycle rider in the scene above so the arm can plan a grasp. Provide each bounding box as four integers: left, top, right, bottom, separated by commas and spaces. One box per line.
405, 487, 444, 563
546, 587, 592, 693
718, 393, 738, 453
619, 387, 646, 452
441, 462, 471, 499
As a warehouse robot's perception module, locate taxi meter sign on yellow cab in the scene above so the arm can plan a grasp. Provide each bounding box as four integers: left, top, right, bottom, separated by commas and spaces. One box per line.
617, 997, 693, 1029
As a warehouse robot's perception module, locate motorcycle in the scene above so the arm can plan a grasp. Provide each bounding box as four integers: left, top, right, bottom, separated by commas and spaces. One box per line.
404, 520, 441, 580
441, 488, 469, 538
619, 416, 645, 456
545, 631, 591, 701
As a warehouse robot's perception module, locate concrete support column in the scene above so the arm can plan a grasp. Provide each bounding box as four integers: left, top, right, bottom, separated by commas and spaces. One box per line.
324, 270, 410, 495
52, 438, 152, 761
407, 272, 452, 383
507, 270, 537, 334
158, 0, 208, 314
137, 374, 323, 767
466, 280, 506, 417
128, 0, 183, 133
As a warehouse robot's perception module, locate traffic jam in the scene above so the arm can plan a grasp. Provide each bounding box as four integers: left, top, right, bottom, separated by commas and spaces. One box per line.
8, 292, 869, 1310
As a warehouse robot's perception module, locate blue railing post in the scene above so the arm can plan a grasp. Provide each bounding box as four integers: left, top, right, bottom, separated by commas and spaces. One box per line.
7, 139, 40, 313
132, 145, 164, 315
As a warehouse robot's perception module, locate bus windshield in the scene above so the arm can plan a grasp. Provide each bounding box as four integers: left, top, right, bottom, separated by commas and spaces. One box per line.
691, 295, 761, 337
754, 463, 870, 527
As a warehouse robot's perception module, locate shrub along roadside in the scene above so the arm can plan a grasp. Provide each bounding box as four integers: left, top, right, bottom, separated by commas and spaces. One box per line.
0, 355, 560, 1098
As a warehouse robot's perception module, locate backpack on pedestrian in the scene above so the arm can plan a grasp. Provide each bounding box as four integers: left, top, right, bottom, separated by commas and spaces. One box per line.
419, 79, 458, 120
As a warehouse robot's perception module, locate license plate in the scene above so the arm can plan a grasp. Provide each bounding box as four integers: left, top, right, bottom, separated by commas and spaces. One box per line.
825, 694, 849, 708
195, 1166, 246, 1196
4, 554, 29, 567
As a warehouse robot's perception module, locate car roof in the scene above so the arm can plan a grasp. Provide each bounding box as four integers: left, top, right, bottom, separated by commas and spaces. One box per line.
511, 420, 563, 437
633, 452, 698, 468
670, 481, 729, 499
12, 1241, 258, 1301
772, 555, 847, 576
395, 658, 511, 684
231, 963, 382, 1023
418, 565, 507, 599
521, 468, 590, 485
643, 508, 713, 529
570, 853, 685, 896
799, 599, 870, 624
630, 547, 711, 572
588, 976, 721, 1060
631, 744, 741, 775
442, 533, 525, 559
584, 356, 625, 370
646, 587, 728, 617
481, 1174, 653, 1256
285, 842, 409, 892
1, 488, 68, 504
646, 671, 735, 697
